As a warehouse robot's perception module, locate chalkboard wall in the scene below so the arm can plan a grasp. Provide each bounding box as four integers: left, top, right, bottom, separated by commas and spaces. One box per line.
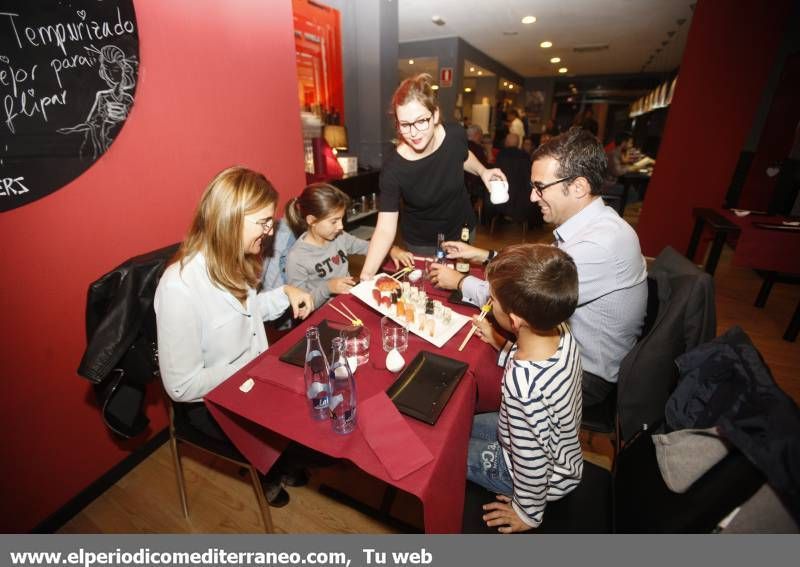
0, 0, 139, 211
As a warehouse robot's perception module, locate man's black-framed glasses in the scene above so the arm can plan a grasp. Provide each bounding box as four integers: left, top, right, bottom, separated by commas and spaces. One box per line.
397, 115, 432, 135
530, 176, 575, 198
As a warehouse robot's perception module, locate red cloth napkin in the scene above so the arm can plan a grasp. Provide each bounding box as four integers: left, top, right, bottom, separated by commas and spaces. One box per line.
243, 354, 305, 395
358, 392, 434, 480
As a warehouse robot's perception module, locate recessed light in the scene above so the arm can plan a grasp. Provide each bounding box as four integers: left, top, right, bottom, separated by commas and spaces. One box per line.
470, 67, 475, 72
408, 59, 415, 65
550, 57, 561, 63
558, 67, 568, 74
431, 85, 439, 90
540, 41, 553, 48
464, 87, 472, 93
521, 16, 536, 24
503, 81, 508, 86
478, 71, 483, 75
508, 84, 513, 89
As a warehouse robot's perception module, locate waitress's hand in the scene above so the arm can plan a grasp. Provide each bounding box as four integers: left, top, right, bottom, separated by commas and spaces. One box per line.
480, 167, 507, 188
389, 246, 414, 269
284, 285, 314, 319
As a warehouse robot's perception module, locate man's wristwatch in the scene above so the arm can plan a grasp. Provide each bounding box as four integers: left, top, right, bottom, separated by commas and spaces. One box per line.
483, 249, 497, 265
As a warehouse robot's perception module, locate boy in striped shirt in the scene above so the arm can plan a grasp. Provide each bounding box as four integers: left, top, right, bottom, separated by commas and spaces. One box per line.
466, 244, 583, 532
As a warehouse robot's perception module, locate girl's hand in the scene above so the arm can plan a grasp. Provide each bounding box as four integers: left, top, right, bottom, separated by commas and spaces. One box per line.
482, 495, 532, 534
284, 285, 314, 319
389, 246, 414, 269
327, 276, 356, 295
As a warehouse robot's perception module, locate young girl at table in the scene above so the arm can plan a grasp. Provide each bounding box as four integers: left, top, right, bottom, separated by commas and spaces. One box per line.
466, 244, 583, 532
155, 166, 314, 506
284, 183, 413, 308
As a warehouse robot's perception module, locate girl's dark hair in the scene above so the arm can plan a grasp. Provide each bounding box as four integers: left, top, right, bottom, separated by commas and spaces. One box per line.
486, 244, 578, 332
284, 183, 350, 235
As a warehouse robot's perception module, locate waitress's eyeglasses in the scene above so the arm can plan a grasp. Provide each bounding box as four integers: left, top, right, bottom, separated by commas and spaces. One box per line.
397, 116, 432, 135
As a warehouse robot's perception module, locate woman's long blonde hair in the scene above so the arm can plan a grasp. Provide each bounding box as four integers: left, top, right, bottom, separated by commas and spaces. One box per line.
172, 166, 278, 300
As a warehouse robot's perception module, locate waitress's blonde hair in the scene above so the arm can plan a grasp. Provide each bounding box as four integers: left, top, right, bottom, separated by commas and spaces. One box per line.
173, 166, 278, 301
390, 73, 439, 121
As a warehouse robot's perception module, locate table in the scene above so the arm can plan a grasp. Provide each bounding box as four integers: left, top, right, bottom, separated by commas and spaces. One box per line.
687, 207, 800, 341
204, 262, 501, 533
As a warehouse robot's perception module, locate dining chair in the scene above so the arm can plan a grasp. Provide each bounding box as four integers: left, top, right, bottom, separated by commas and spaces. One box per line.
167, 398, 275, 532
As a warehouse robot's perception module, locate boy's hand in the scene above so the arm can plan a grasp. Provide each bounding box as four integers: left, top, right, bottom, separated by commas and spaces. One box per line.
441, 241, 488, 262
482, 495, 532, 534
327, 276, 356, 295
389, 246, 414, 269
471, 314, 503, 350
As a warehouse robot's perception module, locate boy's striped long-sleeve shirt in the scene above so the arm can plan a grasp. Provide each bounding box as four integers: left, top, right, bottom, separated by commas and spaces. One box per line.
496, 324, 584, 528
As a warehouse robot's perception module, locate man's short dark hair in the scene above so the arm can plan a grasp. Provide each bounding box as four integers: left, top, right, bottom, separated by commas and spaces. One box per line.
486, 244, 578, 332
614, 130, 633, 145
531, 126, 607, 194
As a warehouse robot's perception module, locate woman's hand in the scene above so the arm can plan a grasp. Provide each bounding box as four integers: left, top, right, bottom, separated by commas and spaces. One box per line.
480, 167, 508, 189
442, 241, 489, 262
482, 495, 532, 534
327, 276, 356, 295
471, 314, 503, 351
389, 246, 414, 269
284, 285, 314, 319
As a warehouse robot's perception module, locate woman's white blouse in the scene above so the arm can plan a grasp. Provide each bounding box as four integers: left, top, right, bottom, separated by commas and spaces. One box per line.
154, 253, 290, 403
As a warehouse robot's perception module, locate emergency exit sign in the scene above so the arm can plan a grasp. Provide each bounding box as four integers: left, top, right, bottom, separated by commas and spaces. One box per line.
440, 67, 453, 87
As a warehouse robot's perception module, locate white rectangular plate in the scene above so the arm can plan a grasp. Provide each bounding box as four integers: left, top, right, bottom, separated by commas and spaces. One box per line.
348, 279, 470, 348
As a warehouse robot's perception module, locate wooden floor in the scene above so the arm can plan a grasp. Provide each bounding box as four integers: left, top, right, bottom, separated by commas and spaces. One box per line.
59, 206, 799, 534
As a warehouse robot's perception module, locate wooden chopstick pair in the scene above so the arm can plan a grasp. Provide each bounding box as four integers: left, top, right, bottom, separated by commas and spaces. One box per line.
458, 298, 493, 351
328, 302, 363, 326
388, 265, 413, 280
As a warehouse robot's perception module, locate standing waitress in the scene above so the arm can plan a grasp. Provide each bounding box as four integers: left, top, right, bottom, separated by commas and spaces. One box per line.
360, 73, 507, 280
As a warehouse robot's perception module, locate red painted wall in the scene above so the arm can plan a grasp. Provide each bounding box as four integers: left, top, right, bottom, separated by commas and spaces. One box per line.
0, 0, 305, 532
637, 0, 793, 256
738, 53, 800, 211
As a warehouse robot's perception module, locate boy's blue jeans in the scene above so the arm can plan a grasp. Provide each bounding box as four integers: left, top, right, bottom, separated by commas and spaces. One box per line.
466, 412, 514, 495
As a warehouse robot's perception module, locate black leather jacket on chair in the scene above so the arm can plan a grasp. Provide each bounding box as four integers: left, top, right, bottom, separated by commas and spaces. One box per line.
77, 243, 179, 438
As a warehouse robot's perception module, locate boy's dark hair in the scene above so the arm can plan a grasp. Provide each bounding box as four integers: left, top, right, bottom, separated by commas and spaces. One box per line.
284, 183, 350, 236
486, 244, 578, 332
532, 126, 607, 195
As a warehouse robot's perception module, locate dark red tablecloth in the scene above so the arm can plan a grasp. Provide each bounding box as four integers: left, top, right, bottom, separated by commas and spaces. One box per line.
718, 210, 800, 275
204, 260, 501, 533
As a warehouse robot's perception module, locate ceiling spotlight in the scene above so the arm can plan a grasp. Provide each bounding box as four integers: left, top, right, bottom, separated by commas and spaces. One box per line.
503, 81, 508, 86
478, 70, 483, 75
550, 57, 561, 63
558, 67, 568, 74
508, 84, 513, 89
464, 87, 472, 93
470, 66, 475, 72
408, 59, 415, 65
521, 16, 537, 24
431, 85, 439, 90
540, 41, 552, 48
431, 14, 445, 26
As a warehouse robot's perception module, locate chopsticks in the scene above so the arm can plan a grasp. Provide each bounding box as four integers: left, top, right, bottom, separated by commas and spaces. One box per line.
328, 302, 363, 326
388, 265, 413, 280
458, 298, 493, 352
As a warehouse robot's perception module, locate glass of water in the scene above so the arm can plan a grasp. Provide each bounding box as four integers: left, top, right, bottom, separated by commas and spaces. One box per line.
339, 325, 370, 367
381, 316, 408, 353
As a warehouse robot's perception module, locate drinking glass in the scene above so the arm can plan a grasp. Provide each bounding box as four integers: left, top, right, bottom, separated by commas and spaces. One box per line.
381, 316, 408, 353
339, 325, 370, 367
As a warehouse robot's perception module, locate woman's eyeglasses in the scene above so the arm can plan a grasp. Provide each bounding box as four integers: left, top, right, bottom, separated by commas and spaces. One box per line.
530, 176, 575, 198
397, 116, 432, 135
249, 218, 275, 232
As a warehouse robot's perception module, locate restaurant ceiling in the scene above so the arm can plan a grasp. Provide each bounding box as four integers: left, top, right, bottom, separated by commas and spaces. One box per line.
398, 0, 695, 78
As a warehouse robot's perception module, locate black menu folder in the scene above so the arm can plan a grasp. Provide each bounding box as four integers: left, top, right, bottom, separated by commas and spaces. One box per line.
278, 320, 343, 367
386, 351, 469, 425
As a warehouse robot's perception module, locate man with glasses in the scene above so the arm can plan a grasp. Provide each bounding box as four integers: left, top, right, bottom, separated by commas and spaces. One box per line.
431, 127, 648, 407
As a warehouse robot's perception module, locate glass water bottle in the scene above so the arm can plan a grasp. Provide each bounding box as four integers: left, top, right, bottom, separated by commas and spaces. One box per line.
303, 326, 330, 420
328, 337, 357, 435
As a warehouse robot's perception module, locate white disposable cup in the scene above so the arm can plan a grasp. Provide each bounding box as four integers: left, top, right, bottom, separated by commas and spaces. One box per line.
489, 179, 509, 204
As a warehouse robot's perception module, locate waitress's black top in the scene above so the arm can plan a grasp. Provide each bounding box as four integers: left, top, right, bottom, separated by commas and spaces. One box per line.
378, 123, 476, 247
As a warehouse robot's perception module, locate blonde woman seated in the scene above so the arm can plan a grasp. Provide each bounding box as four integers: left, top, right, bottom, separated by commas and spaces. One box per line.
155, 166, 314, 506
